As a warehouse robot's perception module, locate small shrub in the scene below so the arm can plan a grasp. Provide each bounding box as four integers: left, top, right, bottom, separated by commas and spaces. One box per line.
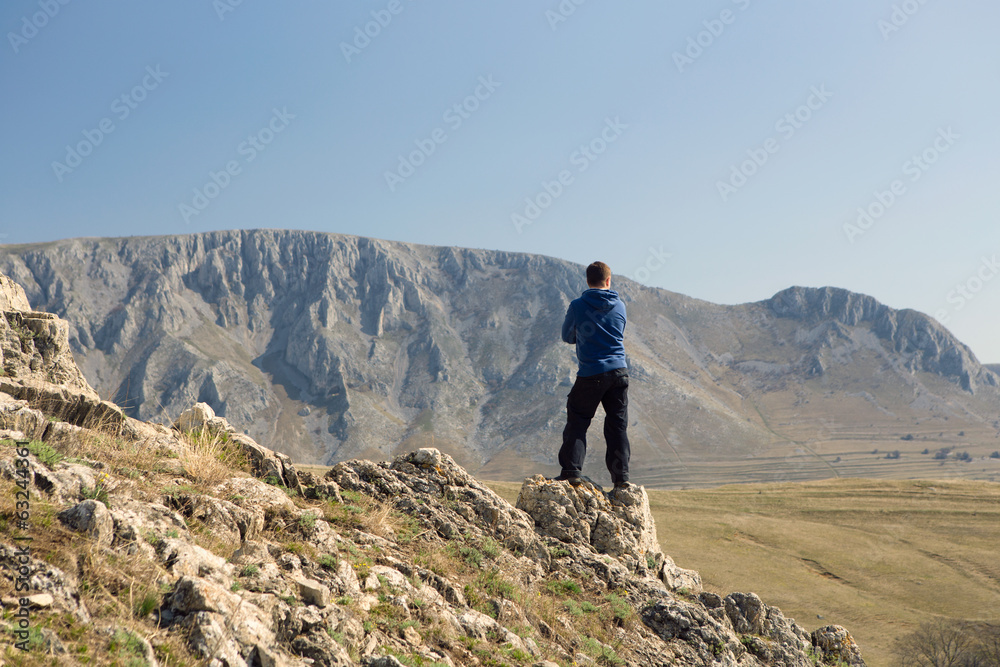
580, 636, 624, 666
990, 451, 1000, 459
545, 579, 582, 596
299, 512, 317, 531
476, 568, 517, 601
81, 481, 111, 506
454, 544, 483, 569
109, 629, 147, 665
479, 537, 500, 560
240, 564, 259, 577
318, 554, 338, 570
26, 439, 64, 466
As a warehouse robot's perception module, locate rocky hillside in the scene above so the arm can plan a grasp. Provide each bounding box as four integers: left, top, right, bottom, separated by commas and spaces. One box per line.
1, 231, 997, 487
0, 272, 867, 665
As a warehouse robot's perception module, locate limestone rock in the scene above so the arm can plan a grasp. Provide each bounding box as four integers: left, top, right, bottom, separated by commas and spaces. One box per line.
296, 578, 331, 607
174, 402, 303, 493
159, 539, 233, 585
175, 401, 216, 432
811, 625, 866, 667
58, 499, 114, 546
165, 490, 263, 545
0, 543, 90, 622
330, 448, 549, 565
0, 274, 31, 311
516, 474, 700, 592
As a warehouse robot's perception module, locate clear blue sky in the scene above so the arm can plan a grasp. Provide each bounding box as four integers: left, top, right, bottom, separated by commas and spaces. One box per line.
2, 1, 999, 361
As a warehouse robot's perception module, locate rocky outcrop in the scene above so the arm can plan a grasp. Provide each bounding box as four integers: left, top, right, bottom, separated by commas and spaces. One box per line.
516, 476, 702, 592
2, 434, 866, 666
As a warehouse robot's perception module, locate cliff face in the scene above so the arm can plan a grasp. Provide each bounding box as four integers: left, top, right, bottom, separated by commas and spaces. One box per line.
1, 232, 997, 486
767, 287, 992, 393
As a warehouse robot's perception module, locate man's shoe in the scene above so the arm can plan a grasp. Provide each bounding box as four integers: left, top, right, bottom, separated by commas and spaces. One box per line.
553, 474, 583, 486
609, 481, 634, 501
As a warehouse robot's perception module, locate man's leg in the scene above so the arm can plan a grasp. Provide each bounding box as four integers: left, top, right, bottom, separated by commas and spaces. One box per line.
558, 375, 604, 478
602, 370, 631, 485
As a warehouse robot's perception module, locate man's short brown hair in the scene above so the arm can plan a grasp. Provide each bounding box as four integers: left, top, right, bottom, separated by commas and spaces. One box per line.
586, 261, 611, 287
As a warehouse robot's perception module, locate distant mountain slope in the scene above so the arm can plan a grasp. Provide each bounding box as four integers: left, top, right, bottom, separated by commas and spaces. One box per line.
2, 230, 998, 486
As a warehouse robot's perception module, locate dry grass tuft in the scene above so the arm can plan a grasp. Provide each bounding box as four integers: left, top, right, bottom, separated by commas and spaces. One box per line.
176, 427, 250, 489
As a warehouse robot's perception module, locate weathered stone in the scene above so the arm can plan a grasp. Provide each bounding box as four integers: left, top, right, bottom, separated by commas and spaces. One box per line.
812, 625, 867, 667
58, 499, 114, 546
0, 274, 31, 311
25, 593, 54, 608
182, 611, 248, 666
171, 577, 240, 615
364, 656, 407, 667
516, 474, 678, 581
166, 491, 263, 545
175, 402, 215, 432
0, 543, 90, 622
159, 539, 233, 585
290, 630, 354, 666
296, 578, 331, 607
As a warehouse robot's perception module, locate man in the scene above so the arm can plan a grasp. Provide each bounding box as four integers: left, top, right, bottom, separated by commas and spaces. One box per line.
557, 261, 631, 492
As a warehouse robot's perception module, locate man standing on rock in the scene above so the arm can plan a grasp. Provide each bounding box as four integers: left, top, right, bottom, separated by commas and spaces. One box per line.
557, 261, 631, 493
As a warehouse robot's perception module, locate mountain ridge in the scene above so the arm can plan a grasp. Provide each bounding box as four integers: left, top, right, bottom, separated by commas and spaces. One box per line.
2, 230, 997, 487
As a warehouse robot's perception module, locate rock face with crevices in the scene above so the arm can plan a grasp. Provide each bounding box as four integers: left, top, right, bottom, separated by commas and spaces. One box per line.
515, 475, 702, 592
2, 232, 997, 489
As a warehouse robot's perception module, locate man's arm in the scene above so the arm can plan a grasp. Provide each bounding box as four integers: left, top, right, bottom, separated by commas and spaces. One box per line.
561, 304, 576, 344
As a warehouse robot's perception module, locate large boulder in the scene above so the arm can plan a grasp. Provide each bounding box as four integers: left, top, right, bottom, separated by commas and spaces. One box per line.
515, 475, 701, 592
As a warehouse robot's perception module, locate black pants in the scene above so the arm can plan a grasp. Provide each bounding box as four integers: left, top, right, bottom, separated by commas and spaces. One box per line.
558, 367, 630, 485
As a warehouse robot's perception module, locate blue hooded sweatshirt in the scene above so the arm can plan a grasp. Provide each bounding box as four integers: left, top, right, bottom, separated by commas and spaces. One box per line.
562, 289, 627, 377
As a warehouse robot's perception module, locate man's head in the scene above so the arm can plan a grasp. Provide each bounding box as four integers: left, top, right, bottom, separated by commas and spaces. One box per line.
586, 261, 612, 289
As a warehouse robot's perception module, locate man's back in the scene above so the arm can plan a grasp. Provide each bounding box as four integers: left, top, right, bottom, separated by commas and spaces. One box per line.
562, 288, 627, 377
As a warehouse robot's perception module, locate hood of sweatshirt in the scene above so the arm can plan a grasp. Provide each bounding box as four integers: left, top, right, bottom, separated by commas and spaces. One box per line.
580, 289, 620, 311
